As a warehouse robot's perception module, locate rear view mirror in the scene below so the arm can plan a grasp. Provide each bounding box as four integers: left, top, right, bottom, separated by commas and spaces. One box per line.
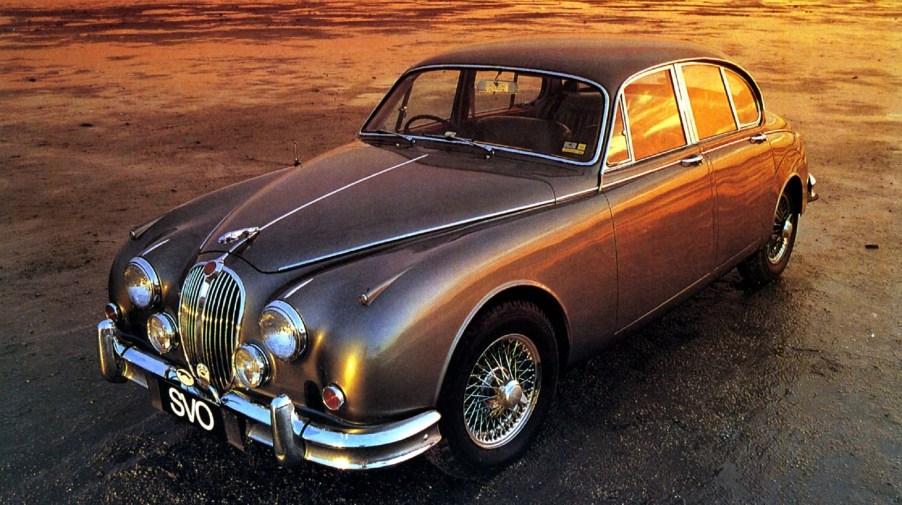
476, 79, 518, 94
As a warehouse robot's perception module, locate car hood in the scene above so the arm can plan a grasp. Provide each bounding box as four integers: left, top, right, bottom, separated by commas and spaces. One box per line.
200, 142, 556, 272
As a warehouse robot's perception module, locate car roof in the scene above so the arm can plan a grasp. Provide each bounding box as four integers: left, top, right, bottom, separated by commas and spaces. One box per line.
412, 37, 729, 91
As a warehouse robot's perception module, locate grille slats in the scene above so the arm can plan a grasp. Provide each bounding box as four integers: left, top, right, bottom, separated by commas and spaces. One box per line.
178, 264, 245, 391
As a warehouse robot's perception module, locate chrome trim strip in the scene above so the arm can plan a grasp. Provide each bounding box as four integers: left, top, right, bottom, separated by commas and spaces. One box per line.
99, 327, 443, 470
283, 277, 314, 299
359, 63, 610, 167
260, 154, 429, 232
276, 197, 556, 272
601, 159, 684, 191
555, 187, 599, 203
140, 238, 170, 257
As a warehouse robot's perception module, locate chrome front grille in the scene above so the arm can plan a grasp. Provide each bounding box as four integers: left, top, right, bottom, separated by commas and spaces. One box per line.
178, 264, 245, 391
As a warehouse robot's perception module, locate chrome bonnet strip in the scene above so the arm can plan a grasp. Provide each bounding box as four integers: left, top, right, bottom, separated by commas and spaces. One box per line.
260, 154, 429, 232
276, 197, 556, 272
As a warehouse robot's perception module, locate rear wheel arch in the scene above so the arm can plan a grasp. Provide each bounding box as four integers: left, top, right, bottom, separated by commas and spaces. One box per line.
781, 174, 804, 215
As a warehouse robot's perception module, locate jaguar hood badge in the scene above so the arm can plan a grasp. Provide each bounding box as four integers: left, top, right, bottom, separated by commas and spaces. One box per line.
218, 227, 260, 245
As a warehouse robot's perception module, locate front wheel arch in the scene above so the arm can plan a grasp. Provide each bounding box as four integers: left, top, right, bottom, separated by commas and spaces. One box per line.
435, 283, 570, 405
428, 300, 559, 477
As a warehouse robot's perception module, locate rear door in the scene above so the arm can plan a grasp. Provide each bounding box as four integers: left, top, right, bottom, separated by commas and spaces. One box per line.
678, 63, 776, 266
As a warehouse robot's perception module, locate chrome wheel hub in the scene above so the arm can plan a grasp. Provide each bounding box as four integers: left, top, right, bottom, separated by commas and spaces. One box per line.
463, 334, 540, 449
767, 194, 794, 265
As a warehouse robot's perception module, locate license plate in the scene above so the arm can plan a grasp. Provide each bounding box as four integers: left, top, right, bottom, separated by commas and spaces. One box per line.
157, 379, 227, 440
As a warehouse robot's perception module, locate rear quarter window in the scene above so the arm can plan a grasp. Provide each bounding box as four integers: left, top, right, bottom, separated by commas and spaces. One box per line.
724, 69, 760, 126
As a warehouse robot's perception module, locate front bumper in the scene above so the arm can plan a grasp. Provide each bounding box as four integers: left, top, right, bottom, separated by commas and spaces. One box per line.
97, 319, 442, 470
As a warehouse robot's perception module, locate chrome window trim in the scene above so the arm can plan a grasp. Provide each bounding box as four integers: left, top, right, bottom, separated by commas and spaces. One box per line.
602, 64, 691, 176
721, 67, 763, 129
359, 63, 611, 168
674, 63, 700, 145
720, 66, 742, 130
601, 57, 765, 179
675, 62, 750, 144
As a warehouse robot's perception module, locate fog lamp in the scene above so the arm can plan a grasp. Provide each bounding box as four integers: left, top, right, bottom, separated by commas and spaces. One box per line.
147, 313, 178, 354
124, 257, 160, 309
322, 384, 345, 411
233, 344, 270, 389
259, 301, 307, 362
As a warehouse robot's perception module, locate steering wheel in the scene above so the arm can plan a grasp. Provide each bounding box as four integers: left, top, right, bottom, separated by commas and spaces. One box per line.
403, 114, 456, 134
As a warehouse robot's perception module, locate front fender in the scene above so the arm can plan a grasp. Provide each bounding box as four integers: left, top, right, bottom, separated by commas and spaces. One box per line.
282, 193, 617, 424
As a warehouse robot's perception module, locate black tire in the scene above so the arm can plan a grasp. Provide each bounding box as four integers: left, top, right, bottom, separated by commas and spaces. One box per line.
738, 191, 799, 286
427, 301, 558, 478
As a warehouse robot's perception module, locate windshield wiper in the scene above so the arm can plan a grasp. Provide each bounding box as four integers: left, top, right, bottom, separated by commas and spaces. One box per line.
420, 133, 495, 159
368, 129, 416, 146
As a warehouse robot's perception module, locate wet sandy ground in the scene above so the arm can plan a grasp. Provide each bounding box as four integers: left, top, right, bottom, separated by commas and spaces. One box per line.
1, 1, 900, 503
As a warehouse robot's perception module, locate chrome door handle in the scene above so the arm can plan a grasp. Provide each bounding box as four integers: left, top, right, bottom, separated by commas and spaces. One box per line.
679, 154, 704, 167
749, 133, 767, 144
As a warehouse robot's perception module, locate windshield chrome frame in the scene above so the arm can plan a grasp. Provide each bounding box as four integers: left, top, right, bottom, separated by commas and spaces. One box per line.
359, 64, 610, 167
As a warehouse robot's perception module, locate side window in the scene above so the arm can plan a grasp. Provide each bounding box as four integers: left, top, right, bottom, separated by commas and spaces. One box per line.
622, 69, 687, 160
724, 69, 760, 126
606, 103, 629, 165
682, 64, 737, 140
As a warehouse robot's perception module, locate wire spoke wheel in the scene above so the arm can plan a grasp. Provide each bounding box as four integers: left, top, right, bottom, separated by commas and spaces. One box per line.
462, 333, 540, 449
766, 193, 794, 265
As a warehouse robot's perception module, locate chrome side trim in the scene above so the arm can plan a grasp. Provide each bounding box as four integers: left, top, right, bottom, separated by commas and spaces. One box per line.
100, 325, 443, 470
276, 198, 556, 272
260, 154, 429, 232
553, 187, 598, 203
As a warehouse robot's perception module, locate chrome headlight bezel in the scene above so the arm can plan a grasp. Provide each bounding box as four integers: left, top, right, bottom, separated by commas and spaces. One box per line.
233, 343, 270, 389
147, 312, 179, 354
124, 257, 160, 310
259, 300, 308, 362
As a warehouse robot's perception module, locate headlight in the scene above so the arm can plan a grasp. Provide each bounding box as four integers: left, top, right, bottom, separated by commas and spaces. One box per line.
259, 301, 307, 361
124, 257, 160, 309
233, 344, 270, 389
147, 313, 178, 353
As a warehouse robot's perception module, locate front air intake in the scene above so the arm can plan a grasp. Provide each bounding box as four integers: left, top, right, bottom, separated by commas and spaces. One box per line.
178, 263, 245, 391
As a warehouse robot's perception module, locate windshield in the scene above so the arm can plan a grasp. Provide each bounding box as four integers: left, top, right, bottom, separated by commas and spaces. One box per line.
362, 67, 606, 163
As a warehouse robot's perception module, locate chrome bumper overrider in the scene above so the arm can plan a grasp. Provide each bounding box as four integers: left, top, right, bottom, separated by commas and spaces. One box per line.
807, 173, 819, 203
97, 319, 442, 470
